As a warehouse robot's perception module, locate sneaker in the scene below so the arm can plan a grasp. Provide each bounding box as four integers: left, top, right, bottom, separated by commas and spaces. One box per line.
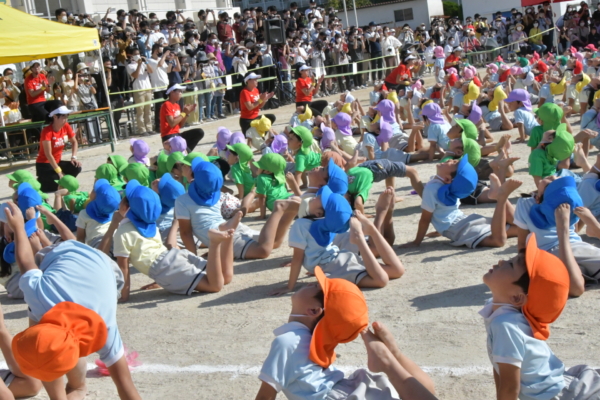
233, 108, 240, 114
218, 114, 226, 119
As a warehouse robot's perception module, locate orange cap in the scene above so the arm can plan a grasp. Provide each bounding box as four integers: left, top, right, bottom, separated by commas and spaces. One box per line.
320, 151, 346, 168
522, 234, 570, 341
12, 302, 108, 382
309, 267, 369, 368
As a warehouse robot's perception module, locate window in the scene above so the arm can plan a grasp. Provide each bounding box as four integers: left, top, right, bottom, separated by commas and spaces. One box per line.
394, 8, 414, 22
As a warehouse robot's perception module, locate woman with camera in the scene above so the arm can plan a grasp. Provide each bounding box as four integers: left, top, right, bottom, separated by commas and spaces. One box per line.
239, 72, 275, 134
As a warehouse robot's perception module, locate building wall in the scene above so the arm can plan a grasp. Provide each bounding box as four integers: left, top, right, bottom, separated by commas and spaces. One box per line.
336, 0, 442, 29
459, 0, 590, 21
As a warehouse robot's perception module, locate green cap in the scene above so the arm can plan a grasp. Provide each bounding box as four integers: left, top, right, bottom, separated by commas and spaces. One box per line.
54, 175, 80, 193
166, 151, 185, 173
455, 119, 478, 141
461, 133, 481, 167
253, 153, 286, 185
108, 155, 128, 174
291, 126, 314, 154
6, 170, 33, 183
558, 56, 568, 66
123, 162, 150, 187
227, 143, 253, 173
518, 57, 529, 67
181, 152, 209, 166
14, 177, 49, 200
547, 123, 574, 162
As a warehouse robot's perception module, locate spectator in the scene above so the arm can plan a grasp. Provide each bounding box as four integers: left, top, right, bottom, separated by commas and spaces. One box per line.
24, 61, 53, 125
529, 20, 547, 54
148, 44, 173, 133
126, 48, 154, 136
217, 12, 233, 42
366, 22, 383, 82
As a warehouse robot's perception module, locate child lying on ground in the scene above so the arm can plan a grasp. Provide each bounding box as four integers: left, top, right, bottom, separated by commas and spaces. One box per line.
75, 178, 120, 248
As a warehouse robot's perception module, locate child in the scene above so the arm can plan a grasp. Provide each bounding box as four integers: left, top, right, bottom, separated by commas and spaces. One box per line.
214, 127, 232, 159
107, 154, 128, 188
102, 179, 235, 301
129, 138, 150, 166
96, 163, 126, 192
247, 115, 273, 151
481, 230, 600, 400
166, 151, 185, 183
254, 153, 292, 219
152, 173, 186, 244
401, 156, 520, 249
331, 112, 359, 154
54, 175, 89, 214
75, 178, 120, 248
123, 162, 150, 187
505, 89, 540, 142
256, 266, 437, 400
273, 185, 404, 294
263, 133, 288, 156
2, 202, 142, 400
529, 124, 574, 185
528, 103, 566, 150
226, 142, 255, 199
176, 158, 300, 260
422, 103, 452, 161
288, 126, 323, 187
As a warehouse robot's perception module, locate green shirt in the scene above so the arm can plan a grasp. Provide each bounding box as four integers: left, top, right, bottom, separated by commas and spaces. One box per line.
348, 167, 374, 202
256, 174, 291, 211
230, 163, 255, 196
528, 148, 556, 178
528, 126, 544, 149
295, 152, 322, 173
64, 191, 90, 213
40, 201, 55, 230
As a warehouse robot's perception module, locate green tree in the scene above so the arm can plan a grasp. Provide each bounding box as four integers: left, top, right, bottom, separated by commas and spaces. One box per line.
443, 1, 463, 21
326, 0, 372, 12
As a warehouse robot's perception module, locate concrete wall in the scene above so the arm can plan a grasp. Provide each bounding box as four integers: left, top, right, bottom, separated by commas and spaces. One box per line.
336, 0, 443, 29
460, 0, 590, 21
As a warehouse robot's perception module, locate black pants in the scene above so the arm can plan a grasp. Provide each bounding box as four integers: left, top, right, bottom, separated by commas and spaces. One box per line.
353, 68, 364, 87
239, 114, 277, 134
36, 161, 82, 193
370, 52, 383, 81
161, 128, 205, 152
110, 96, 124, 138
296, 100, 329, 116
28, 102, 48, 142
154, 90, 166, 133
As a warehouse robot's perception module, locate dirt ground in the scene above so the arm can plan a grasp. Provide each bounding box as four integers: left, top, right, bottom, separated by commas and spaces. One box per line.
0, 77, 599, 400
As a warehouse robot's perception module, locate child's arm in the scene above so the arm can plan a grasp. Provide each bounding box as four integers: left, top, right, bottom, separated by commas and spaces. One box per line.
235, 184, 245, 199
354, 195, 365, 214
0, 305, 26, 379
555, 204, 585, 297
574, 206, 600, 238
517, 227, 529, 251
97, 213, 123, 256
68, 198, 76, 214
294, 170, 303, 187
116, 256, 131, 302
53, 189, 66, 210
254, 382, 277, 400
256, 194, 267, 219
178, 219, 197, 255
399, 209, 433, 248
76, 227, 86, 243
106, 356, 142, 400
286, 172, 302, 196
366, 146, 375, 160
4, 203, 37, 274
428, 141, 437, 161
271, 247, 304, 295
495, 363, 521, 400
36, 205, 76, 241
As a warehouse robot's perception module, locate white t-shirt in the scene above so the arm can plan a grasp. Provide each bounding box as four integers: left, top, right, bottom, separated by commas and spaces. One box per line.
126, 62, 152, 91
147, 58, 170, 92
75, 209, 111, 245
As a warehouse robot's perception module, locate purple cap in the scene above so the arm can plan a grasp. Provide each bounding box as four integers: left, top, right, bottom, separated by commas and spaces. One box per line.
505, 88, 532, 111
332, 112, 352, 136
169, 136, 187, 153
271, 134, 288, 154
216, 127, 232, 151
130, 139, 150, 164
377, 119, 393, 146
320, 122, 336, 150
422, 103, 445, 124
468, 102, 482, 124
374, 99, 395, 124
229, 131, 245, 145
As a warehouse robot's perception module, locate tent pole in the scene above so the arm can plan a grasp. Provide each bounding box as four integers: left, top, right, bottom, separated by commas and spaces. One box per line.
353, 0, 358, 27
98, 51, 117, 151
552, 0, 558, 52
342, 0, 349, 27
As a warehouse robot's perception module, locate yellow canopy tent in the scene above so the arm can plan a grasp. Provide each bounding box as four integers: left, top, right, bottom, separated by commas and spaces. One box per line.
0, 4, 100, 64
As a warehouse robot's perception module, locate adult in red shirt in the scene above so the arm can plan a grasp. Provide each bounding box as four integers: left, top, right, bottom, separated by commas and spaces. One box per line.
24, 61, 54, 123
35, 104, 82, 193
384, 55, 418, 94
159, 84, 205, 151
295, 65, 327, 114
444, 47, 463, 72
217, 12, 234, 42
239, 72, 276, 134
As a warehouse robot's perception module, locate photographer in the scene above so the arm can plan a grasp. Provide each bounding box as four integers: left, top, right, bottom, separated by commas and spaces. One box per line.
126, 48, 154, 135
348, 29, 366, 89
148, 44, 176, 133
198, 9, 217, 41
217, 12, 234, 42
366, 22, 384, 82
305, 0, 322, 21
333, 33, 351, 92
383, 27, 401, 68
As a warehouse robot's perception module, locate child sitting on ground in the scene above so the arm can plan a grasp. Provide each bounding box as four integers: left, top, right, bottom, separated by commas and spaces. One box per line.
253, 153, 292, 219
505, 89, 540, 142
75, 178, 120, 249
288, 126, 323, 188
152, 173, 186, 244
96, 163, 126, 192
226, 143, 255, 199
129, 139, 150, 166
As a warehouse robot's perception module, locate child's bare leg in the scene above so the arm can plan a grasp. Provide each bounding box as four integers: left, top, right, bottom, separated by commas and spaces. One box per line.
574, 129, 598, 158
405, 165, 424, 197
196, 229, 230, 292
348, 217, 389, 288
244, 197, 301, 259
373, 187, 395, 246
64, 358, 87, 400
165, 220, 179, 250
218, 210, 242, 231
479, 177, 523, 247
408, 149, 434, 162
346, 149, 362, 170
354, 211, 404, 280
498, 101, 513, 131
218, 227, 235, 285
573, 143, 592, 173
286, 172, 302, 196
574, 206, 600, 238
406, 127, 424, 152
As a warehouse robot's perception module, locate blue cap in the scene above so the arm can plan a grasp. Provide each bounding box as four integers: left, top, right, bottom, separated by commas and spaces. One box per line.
158, 173, 185, 214
189, 161, 223, 207
86, 179, 121, 224
326, 158, 348, 195
530, 176, 583, 230
17, 182, 42, 217
125, 179, 161, 238
437, 156, 478, 206
3, 242, 15, 264
309, 185, 352, 247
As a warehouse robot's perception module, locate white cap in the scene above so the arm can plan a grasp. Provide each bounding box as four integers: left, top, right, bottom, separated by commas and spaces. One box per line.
454, 46, 463, 52
244, 72, 262, 82
404, 55, 417, 61
166, 83, 187, 95
218, 10, 225, 14
48, 106, 73, 118
29, 60, 40, 67
344, 91, 355, 104
299, 65, 312, 72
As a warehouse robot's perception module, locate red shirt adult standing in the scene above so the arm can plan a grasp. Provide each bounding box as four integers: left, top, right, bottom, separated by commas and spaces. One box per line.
35, 105, 82, 193
295, 65, 324, 107
159, 84, 205, 151
24, 61, 54, 124
239, 72, 275, 134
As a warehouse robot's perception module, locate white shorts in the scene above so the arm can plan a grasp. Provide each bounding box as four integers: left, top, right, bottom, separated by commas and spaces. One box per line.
555, 365, 600, 400
580, 89, 591, 104
319, 250, 368, 285
443, 214, 492, 249
326, 369, 399, 400
566, 84, 578, 101
149, 248, 207, 295
233, 223, 260, 260
549, 241, 600, 284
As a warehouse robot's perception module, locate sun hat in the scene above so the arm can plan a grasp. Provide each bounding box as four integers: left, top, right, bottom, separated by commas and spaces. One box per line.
181, 152, 208, 166
166, 151, 185, 173
326, 157, 348, 195
463, 80, 480, 103
486, 63, 498, 73
455, 118, 478, 141
298, 106, 313, 122
434, 46, 445, 58
291, 125, 315, 154
331, 112, 352, 137
130, 139, 150, 165
320, 123, 336, 150
530, 176, 582, 230
271, 134, 288, 154
188, 158, 223, 206
488, 85, 507, 112
468, 102, 482, 124
12, 302, 108, 382
522, 234, 570, 341
229, 131, 246, 145
506, 88, 532, 111
373, 99, 395, 124
227, 143, 254, 173
6, 170, 33, 184
421, 103, 445, 124
54, 175, 79, 193
299, 64, 312, 71
244, 72, 261, 82
168, 136, 187, 154
250, 115, 272, 136
166, 83, 186, 95
76, 62, 89, 73
546, 123, 574, 161
309, 266, 369, 368
108, 155, 128, 174
216, 127, 233, 151
125, 179, 161, 237
309, 185, 352, 247
253, 153, 286, 185
376, 119, 394, 146
574, 60, 583, 75
17, 182, 41, 217
48, 106, 73, 118
123, 163, 150, 187
158, 173, 185, 214
437, 156, 478, 206
86, 179, 120, 224
461, 133, 481, 167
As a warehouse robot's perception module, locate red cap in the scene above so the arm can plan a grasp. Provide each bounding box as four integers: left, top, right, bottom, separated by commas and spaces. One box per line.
574, 60, 583, 75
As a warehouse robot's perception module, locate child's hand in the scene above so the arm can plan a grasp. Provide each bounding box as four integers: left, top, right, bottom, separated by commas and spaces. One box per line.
574, 206, 594, 222
555, 203, 571, 228
54, 188, 69, 197
4, 202, 24, 232
360, 326, 396, 374
35, 204, 53, 217
270, 286, 293, 296
398, 240, 420, 249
